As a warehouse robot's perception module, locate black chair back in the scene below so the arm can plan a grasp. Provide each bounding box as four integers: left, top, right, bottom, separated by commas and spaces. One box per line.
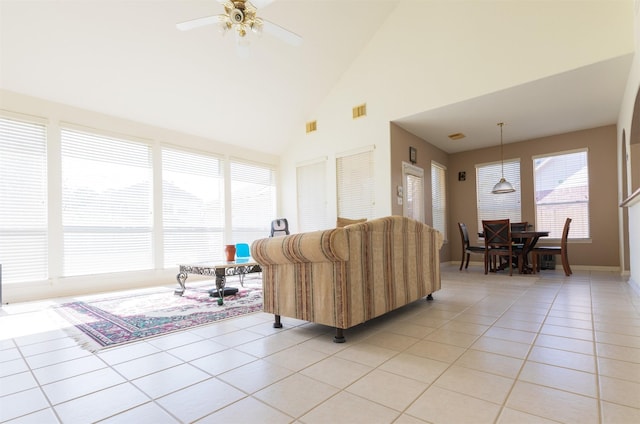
270, 218, 290, 237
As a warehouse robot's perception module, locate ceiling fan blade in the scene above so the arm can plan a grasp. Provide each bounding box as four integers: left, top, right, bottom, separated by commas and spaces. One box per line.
261, 18, 302, 46
176, 15, 222, 31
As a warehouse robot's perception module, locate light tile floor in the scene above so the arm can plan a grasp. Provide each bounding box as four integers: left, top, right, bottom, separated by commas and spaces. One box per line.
1, 265, 640, 423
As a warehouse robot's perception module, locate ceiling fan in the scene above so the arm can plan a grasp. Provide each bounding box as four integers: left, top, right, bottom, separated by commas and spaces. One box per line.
176, 0, 303, 48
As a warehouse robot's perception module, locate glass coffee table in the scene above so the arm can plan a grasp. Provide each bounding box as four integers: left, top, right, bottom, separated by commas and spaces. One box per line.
174, 258, 261, 304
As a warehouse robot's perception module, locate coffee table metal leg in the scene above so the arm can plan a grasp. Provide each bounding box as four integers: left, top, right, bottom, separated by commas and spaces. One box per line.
215, 268, 226, 305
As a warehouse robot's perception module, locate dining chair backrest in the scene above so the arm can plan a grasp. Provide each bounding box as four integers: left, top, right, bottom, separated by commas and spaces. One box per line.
458, 222, 471, 248
510, 221, 528, 245
560, 217, 572, 247
482, 219, 511, 248
510, 222, 528, 232
270, 218, 290, 237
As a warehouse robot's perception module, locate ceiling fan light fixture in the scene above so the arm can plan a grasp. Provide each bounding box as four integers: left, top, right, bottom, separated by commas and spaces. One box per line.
176, 0, 303, 48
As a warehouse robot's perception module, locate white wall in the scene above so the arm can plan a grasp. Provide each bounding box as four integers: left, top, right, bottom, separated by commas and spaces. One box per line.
1, 90, 279, 303
279, 1, 635, 232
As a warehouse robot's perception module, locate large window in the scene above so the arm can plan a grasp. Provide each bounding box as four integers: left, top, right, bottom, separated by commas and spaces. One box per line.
230, 160, 276, 244
0, 116, 48, 283
336, 146, 375, 220
61, 128, 153, 276
533, 149, 589, 239
476, 159, 521, 232
162, 147, 224, 267
431, 161, 447, 240
297, 158, 328, 232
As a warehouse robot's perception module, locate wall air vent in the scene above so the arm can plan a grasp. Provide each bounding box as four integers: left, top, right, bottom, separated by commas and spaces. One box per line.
306, 120, 317, 133
448, 132, 466, 140
352, 103, 367, 119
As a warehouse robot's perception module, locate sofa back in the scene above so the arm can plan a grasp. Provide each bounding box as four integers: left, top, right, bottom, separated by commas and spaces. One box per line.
252, 216, 443, 329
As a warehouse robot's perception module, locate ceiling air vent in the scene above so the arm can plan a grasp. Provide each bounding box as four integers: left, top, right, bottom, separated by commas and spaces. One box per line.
306, 120, 317, 133
352, 103, 367, 119
448, 132, 466, 140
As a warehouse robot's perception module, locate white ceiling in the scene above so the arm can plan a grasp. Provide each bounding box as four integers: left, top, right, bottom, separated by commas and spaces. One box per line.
0, 0, 633, 155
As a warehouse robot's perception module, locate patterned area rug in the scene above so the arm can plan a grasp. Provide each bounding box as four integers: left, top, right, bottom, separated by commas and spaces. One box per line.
55, 284, 262, 351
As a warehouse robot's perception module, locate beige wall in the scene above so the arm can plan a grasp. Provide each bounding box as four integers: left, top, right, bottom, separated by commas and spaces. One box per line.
447, 125, 619, 269
389, 124, 620, 269
389, 124, 451, 262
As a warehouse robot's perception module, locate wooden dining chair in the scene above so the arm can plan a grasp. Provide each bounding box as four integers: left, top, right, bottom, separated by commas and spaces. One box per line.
508, 221, 528, 269
482, 219, 522, 276
510, 222, 528, 245
458, 222, 486, 270
531, 217, 572, 276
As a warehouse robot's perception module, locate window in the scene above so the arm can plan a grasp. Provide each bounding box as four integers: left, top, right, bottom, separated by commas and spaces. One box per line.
533, 149, 589, 238
230, 160, 276, 244
0, 116, 48, 283
431, 161, 447, 239
162, 147, 224, 267
297, 159, 328, 232
476, 159, 521, 232
402, 162, 424, 223
336, 146, 375, 220
61, 128, 153, 276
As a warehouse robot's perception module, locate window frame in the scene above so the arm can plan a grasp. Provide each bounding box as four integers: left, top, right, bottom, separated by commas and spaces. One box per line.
533, 148, 590, 240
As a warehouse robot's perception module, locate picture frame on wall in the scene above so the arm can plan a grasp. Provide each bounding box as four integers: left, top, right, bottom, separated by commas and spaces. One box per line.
409, 146, 417, 164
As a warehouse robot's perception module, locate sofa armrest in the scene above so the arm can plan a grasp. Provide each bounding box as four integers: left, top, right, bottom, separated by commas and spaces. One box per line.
251, 228, 349, 266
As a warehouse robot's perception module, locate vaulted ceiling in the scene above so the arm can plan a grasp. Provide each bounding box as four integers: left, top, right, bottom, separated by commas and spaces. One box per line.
0, 0, 633, 154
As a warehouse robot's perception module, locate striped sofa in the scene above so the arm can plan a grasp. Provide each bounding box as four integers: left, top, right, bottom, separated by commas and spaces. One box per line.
251, 216, 444, 342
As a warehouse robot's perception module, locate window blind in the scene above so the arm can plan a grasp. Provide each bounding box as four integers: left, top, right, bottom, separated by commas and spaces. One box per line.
297, 159, 328, 232
336, 148, 375, 220
533, 150, 589, 238
476, 159, 521, 233
0, 117, 48, 283
402, 162, 424, 223
61, 128, 153, 276
431, 161, 447, 240
162, 147, 224, 267
230, 160, 276, 244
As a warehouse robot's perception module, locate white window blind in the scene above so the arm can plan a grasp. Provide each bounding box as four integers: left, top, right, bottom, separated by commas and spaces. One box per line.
402, 162, 424, 223
297, 159, 328, 232
534, 150, 589, 238
336, 148, 375, 220
431, 161, 447, 240
476, 159, 521, 233
162, 147, 224, 267
230, 160, 276, 244
61, 128, 153, 276
0, 116, 48, 283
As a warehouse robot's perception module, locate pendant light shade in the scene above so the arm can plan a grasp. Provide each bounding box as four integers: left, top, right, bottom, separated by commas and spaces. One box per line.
492, 122, 515, 194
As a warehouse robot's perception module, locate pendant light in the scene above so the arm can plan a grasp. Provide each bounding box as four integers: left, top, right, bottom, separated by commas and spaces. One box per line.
492, 122, 516, 194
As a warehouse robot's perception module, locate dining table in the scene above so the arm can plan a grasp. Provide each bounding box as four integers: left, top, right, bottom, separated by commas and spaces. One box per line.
478, 230, 550, 274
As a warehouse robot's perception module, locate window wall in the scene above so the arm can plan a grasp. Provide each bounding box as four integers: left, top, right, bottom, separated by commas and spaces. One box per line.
0, 116, 48, 283
0, 115, 277, 285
